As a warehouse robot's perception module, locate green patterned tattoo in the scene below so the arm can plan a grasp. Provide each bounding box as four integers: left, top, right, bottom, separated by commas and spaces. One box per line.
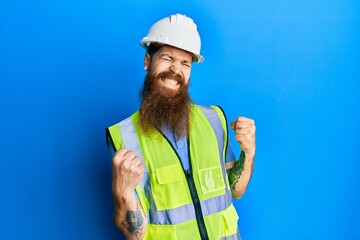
227, 151, 246, 190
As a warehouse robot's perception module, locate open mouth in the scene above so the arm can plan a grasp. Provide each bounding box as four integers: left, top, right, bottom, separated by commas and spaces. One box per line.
161, 78, 180, 90
156, 71, 184, 91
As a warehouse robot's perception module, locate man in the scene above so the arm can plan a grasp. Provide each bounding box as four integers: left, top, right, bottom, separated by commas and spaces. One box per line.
106, 14, 255, 240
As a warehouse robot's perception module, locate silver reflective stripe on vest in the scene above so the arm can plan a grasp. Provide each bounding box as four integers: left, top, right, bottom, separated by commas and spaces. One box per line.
118, 117, 143, 159
118, 117, 148, 191
198, 105, 225, 155
119, 107, 233, 226
200, 188, 232, 217
148, 190, 195, 224
149, 187, 232, 225
220, 230, 241, 240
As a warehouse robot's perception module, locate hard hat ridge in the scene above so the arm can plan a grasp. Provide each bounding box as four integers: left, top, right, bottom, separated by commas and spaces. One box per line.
140, 14, 204, 63
170, 14, 194, 28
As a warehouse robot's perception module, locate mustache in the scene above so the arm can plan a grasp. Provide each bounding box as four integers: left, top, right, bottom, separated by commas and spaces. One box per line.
156, 71, 184, 85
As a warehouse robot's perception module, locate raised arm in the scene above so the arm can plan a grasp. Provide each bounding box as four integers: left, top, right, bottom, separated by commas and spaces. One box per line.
112, 148, 148, 239
226, 117, 256, 199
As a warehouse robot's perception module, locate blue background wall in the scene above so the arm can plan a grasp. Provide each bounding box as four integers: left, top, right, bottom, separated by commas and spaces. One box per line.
1, 0, 359, 239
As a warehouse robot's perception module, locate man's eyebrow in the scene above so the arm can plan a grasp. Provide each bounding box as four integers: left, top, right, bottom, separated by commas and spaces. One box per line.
159, 53, 172, 57
159, 52, 192, 62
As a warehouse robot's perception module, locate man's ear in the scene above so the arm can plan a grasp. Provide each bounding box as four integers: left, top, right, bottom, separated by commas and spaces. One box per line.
144, 53, 150, 71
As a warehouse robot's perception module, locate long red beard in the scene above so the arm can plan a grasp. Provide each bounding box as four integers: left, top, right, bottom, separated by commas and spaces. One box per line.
139, 69, 192, 139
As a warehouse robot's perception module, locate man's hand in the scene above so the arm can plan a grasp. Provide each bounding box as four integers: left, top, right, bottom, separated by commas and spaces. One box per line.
228, 117, 256, 199
112, 148, 144, 199
111, 149, 147, 239
230, 117, 256, 156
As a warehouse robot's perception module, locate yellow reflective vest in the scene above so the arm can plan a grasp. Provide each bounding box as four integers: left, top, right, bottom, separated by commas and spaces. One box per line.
107, 105, 240, 240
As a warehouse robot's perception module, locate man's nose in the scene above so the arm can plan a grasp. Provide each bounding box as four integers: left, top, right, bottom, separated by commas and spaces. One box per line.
169, 60, 181, 74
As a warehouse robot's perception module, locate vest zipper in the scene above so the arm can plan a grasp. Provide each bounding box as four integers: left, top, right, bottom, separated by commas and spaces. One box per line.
160, 132, 209, 240
184, 169, 209, 240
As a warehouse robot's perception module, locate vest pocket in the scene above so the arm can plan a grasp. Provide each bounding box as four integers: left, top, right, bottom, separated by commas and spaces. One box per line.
198, 166, 225, 196
222, 204, 239, 237
151, 163, 190, 210
145, 224, 177, 240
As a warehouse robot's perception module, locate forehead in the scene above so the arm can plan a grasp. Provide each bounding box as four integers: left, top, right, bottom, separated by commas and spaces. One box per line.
157, 46, 193, 61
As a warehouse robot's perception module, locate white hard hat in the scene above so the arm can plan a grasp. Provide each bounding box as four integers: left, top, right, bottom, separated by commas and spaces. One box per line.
140, 14, 204, 63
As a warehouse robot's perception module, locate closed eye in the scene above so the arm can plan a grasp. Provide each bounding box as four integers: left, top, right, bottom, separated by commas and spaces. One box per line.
182, 61, 191, 68
160, 54, 173, 61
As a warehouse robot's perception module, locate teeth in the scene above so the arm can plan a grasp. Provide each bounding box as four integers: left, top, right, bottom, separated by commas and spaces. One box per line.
166, 78, 178, 86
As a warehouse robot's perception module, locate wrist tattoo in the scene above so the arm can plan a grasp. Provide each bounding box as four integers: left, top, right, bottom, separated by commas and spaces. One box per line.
122, 203, 143, 239
227, 151, 246, 190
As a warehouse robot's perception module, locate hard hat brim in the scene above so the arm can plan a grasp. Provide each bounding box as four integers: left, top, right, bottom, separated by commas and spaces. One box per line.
140, 41, 204, 63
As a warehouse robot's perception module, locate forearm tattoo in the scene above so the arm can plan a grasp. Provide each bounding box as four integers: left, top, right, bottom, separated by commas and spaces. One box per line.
227, 151, 246, 190
122, 203, 144, 239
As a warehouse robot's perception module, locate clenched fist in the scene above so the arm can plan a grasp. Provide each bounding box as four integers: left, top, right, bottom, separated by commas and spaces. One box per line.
112, 148, 144, 198
230, 117, 256, 156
